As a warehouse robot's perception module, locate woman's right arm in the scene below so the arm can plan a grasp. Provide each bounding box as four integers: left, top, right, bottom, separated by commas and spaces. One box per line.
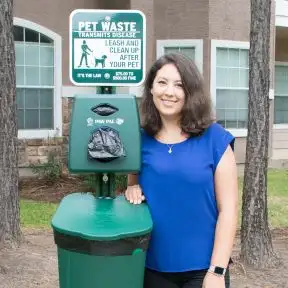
125, 174, 145, 204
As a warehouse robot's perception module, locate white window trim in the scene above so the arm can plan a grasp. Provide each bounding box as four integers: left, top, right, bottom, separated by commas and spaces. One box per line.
14, 17, 62, 139
274, 61, 288, 129
156, 39, 203, 73
211, 40, 250, 138
276, 0, 288, 26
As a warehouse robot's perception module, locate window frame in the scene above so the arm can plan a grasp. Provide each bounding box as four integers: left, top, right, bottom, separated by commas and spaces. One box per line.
274, 61, 288, 129
156, 39, 203, 73
211, 40, 250, 137
14, 17, 62, 139
276, 0, 288, 24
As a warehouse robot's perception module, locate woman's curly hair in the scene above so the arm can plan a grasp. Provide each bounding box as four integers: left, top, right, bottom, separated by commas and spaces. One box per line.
141, 53, 214, 137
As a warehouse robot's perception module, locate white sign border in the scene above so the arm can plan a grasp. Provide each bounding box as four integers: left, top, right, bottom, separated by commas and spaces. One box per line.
69, 9, 146, 87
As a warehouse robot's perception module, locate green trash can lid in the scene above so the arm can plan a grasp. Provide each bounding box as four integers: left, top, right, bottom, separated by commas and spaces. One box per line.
51, 193, 153, 241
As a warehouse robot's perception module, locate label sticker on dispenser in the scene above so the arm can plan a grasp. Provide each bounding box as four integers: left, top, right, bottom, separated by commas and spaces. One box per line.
86, 117, 125, 127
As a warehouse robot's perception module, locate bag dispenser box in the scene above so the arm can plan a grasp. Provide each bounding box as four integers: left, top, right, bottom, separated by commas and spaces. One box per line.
69, 94, 141, 173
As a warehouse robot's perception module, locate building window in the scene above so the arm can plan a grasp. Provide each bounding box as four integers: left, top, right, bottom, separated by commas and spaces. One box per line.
274, 64, 288, 124
164, 47, 195, 61
14, 25, 54, 130
216, 48, 249, 129
211, 41, 250, 136
13, 17, 62, 139
157, 40, 203, 73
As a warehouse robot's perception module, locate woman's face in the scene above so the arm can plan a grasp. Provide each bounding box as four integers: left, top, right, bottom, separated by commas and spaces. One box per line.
151, 63, 185, 120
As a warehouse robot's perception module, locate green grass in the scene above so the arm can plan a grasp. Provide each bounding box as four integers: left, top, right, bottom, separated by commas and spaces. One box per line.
20, 200, 58, 228
20, 169, 288, 229
238, 169, 288, 228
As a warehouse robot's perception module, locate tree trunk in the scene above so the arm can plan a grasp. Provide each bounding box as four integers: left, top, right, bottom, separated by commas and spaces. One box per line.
240, 0, 279, 268
0, 0, 22, 246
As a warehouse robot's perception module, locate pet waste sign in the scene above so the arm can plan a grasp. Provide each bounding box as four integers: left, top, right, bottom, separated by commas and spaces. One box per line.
70, 9, 146, 86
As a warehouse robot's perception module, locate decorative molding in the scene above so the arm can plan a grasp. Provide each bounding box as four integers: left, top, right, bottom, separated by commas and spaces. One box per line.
210, 40, 250, 137
276, 0, 288, 25
14, 17, 63, 139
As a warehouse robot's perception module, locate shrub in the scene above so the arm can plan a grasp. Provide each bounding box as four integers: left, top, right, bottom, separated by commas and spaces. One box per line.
30, 149, 63, 184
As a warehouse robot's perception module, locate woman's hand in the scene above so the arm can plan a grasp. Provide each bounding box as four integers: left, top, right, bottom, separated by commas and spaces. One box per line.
202, 272, 226, 288
125, 185, 145, 204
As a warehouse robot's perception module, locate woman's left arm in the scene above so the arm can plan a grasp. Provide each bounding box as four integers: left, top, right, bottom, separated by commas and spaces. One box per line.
203, 145, 238, 288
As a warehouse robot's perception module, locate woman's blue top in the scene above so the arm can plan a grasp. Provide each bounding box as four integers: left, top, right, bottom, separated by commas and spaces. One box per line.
138, 123, 234, 272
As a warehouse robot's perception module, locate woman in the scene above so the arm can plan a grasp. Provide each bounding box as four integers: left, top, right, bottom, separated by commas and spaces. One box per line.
125, 53, 238, 288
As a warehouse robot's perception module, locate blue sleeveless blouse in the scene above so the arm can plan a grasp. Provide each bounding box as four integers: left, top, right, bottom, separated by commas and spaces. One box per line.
138, 123, 234, 272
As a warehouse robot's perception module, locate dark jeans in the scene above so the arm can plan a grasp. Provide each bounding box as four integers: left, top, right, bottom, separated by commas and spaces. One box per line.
144, 268, 230, 288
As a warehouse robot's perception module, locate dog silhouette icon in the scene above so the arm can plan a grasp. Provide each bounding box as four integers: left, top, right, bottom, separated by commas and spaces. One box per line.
95, 55, 108, 68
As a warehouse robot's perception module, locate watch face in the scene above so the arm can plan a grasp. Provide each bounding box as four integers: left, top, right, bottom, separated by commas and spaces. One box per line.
214, 267, 225, 275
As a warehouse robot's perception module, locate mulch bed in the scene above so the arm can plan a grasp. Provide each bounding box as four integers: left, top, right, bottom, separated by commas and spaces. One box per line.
20, 176, 92, 203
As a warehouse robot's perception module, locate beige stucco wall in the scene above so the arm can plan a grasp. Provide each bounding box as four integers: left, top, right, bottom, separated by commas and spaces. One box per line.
272, 128, 288, 160
154, 0, 209, 39
98, 0, 130, 10
131, 0, 155, 73
154, 0, 210, 83
209, 0, 250, 41
14, 0, 101, 86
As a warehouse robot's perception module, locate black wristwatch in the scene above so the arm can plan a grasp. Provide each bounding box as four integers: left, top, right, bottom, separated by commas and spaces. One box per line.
208, 265, 226, 276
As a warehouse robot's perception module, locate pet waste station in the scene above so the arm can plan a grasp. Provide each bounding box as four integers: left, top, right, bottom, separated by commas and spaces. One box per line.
51, 9, 153, 288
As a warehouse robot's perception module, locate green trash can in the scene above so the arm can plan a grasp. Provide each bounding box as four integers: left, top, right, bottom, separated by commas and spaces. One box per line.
52, 193, 153, 288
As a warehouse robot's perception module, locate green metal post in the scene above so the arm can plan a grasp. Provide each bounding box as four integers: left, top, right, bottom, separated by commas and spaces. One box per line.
94, 86, 116, 199
94, 173, 116, 198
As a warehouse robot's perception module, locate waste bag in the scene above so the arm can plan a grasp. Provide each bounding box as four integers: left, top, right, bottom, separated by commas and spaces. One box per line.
88, 126, 126, 162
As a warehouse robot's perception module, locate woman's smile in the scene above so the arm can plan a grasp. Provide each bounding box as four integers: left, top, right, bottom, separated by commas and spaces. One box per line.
151, 63, 185, 119
161, 99, 178, 107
